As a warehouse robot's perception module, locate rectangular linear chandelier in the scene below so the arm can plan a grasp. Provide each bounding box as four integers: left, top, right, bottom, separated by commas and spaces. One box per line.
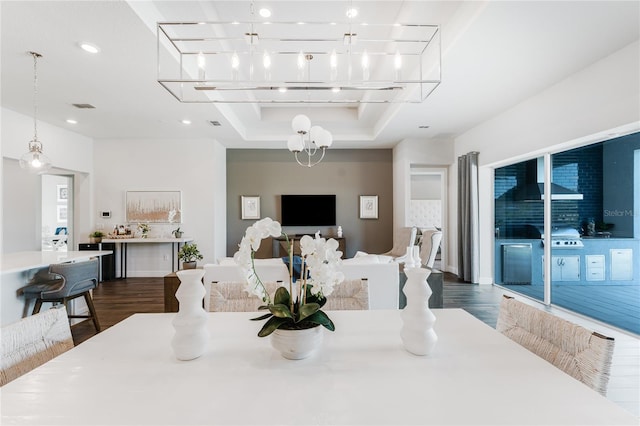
157, 19, 441, 104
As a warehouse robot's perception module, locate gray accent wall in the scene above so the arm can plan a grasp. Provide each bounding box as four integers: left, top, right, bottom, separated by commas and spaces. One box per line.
226, 149, 393, 258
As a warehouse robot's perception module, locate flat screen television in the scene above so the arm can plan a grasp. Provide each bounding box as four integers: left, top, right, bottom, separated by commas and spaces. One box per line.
281, 195, 336, 226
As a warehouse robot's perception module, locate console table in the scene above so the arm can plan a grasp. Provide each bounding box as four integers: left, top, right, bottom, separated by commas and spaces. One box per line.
273, 235, 346, 259
101, 237, 193, 278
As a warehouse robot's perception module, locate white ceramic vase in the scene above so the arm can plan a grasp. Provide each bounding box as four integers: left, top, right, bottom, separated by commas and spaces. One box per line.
171, 269, 208, 361
401, 267, 438, 356
270, 326, 323, 360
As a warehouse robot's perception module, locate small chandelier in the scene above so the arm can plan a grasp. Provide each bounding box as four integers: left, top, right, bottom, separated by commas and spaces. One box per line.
287, 114, 333, 167
19, 51, 52, 174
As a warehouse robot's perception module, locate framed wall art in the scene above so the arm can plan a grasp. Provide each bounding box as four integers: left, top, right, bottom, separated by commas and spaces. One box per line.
359, 195, 379, 219
125, 191, 182, 223
241, 196, 260, 220
57, 205, 68, 222
57, 185, 68, 202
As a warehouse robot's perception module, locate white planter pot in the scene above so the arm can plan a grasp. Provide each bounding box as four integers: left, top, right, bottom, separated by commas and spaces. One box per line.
270, 326, 323, 360
171, 269, 208, 361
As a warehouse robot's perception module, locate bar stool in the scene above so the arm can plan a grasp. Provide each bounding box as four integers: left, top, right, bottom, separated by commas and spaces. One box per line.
23, 258, 101, 332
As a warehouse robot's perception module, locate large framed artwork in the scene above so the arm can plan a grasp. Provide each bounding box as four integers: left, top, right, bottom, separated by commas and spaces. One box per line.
241, 196, 260, 220
359, 195, 379, 219
125, 191, 182, 223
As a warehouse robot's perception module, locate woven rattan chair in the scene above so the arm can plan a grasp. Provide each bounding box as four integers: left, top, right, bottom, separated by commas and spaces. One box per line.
209, 281, 285, 312
323, 279, 369, 311
496, 295, 615, 396
1, 305, 74, 386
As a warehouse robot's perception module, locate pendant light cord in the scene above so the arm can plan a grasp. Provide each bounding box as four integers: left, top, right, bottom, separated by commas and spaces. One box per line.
29, 51, 42, 144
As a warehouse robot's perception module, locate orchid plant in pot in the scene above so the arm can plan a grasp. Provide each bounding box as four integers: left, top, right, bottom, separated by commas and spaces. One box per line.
234, 218, 344, 359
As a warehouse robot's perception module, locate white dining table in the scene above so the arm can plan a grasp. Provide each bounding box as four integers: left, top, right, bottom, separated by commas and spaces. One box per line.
1, 309, 637, 425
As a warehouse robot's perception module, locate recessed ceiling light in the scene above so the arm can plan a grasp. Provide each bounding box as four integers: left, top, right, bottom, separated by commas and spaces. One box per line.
181, 119, 192, 125
346, 8, 358, 18
79, 42, 100, 54
66, 119, 77, 124
278, 87, 287, 93
331, 87, 341, 93
259, 8, 271, 18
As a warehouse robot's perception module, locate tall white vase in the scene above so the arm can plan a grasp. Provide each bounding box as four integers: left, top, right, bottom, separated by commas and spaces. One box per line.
401, 267, 438, 356
171, 269, 208, 361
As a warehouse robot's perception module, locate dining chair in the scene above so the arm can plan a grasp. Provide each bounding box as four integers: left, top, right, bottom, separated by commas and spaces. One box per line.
22, 258, 101, 332
1, 305, 74, 386
419, 230, 443, 269
496, 295, 615, 396
323, 278, 369, 310
209, 281, 285, 312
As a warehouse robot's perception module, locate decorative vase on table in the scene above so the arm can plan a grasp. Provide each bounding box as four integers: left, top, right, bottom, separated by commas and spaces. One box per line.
171, 269, 208, 361
400, 266, 437, 356
270, 326, 323, 360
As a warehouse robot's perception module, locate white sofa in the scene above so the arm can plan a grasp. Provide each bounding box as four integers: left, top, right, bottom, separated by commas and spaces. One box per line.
203, 257, 399, 311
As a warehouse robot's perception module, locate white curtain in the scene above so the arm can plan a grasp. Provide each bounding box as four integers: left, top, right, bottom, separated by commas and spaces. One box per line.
457, 152, 479, 283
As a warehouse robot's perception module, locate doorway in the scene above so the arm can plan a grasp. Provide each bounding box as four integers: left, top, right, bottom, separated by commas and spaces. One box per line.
408, 166, 447, 269
41, 174, 73, 251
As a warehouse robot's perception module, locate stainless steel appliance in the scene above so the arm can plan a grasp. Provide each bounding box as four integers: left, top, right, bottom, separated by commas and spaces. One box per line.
502, 244, 532, 284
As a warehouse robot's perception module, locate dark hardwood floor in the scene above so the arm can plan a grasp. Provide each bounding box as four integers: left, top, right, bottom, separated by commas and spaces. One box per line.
71, 278, 164, 345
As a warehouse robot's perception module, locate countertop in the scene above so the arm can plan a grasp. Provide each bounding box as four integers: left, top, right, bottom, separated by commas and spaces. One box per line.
1, 250, 112, 274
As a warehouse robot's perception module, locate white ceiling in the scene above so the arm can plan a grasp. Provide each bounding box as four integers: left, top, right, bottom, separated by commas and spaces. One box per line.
2, 1, 639, 149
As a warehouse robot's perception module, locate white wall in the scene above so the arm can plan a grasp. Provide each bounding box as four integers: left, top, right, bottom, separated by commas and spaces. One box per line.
93, 138, 225, 277
452, 40, 640, 284
1, 108, 94, 253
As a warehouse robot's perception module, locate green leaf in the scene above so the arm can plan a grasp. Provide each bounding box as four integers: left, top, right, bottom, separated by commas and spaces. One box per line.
269, 304, 293, 319
250, 313, 273, 321
298, 303, 320, 322
273, 286, 291, 306
305, 310, 335, 331
258, 316, 291, 337
306, 291, 327, 308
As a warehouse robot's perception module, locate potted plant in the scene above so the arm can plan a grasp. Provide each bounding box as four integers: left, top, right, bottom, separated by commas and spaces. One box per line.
234, 217, 344, 359
89, 231, 105, 244
172, 227, 184, 238
178, 242, 203, 269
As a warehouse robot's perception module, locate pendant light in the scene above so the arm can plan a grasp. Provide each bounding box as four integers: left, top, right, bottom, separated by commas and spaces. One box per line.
19, 51, 52, 174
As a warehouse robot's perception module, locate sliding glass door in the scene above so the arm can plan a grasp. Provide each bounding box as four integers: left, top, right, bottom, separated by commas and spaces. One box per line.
495, 133, 640, 334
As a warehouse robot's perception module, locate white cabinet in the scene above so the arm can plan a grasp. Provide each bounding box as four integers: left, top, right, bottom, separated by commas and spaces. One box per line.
585, 255, 605, 281
610, 249, 633, 281
551, 256, 580, 281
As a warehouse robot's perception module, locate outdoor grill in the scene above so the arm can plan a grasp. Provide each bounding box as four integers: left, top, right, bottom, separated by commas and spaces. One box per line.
541, 226, 584, 248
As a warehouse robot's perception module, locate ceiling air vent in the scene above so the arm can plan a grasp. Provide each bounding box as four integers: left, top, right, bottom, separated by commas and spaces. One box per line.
208, 120, 221, 127
72, 103, 96, 109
